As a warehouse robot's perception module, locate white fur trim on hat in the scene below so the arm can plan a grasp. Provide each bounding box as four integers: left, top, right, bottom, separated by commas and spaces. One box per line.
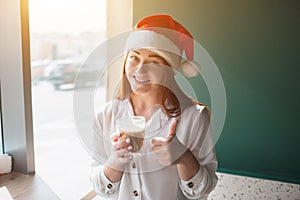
124, 30, 181, 56
124, 30, 182, 69
124, 30, 200, 77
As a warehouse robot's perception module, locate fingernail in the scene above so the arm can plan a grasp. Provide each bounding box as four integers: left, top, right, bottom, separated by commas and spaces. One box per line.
125, 138, 131, 144
128, 146, 133, 151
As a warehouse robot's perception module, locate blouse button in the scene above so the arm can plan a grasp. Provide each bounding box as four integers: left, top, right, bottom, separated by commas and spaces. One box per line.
133, 190, 138, 196
107, 183, 113, 189
187, 182, 194, 188
132, 162, 136, 168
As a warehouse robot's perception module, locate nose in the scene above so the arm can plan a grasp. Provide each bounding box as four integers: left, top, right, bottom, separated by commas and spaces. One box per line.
134, 62, 149, 74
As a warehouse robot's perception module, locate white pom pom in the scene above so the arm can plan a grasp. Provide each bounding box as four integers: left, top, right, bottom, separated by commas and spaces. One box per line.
180, 60, 200, 77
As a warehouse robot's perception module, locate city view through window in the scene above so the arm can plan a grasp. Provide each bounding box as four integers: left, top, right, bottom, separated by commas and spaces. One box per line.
29, 0, 106, 199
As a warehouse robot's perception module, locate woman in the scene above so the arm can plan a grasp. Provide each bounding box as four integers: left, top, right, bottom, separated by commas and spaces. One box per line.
90, 15, 218, 200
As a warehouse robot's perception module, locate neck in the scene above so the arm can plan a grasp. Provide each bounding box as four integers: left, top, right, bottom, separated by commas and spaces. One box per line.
130, 90, 161, 120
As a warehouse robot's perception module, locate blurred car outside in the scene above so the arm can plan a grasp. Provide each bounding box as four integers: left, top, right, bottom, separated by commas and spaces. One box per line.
45, 58, 102, 90
31, 60, 52, 86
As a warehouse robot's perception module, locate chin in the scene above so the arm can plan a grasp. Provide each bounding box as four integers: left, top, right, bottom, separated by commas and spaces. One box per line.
131, 84, 153, 94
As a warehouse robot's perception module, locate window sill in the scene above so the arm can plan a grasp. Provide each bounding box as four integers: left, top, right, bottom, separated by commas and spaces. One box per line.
0, 171, 59, 200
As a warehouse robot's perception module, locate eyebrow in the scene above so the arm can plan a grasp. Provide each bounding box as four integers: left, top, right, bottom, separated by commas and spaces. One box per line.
148, 54, 163, 59
132, 50, 166, 62
131, 50, 165, 60
132, 50, 140, 55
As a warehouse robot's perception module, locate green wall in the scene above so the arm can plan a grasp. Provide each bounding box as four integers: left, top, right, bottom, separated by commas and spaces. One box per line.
133, 0, 300, 183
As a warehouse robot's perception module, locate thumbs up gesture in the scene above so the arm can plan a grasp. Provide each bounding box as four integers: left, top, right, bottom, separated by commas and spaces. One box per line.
151, 119, 187, 166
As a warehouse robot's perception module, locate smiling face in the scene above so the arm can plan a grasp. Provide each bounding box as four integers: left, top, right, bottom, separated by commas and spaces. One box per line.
125, 49, 172, 95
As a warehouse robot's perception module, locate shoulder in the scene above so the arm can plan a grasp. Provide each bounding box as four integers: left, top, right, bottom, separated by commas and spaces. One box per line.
178, 103, 211, 133
176, 103, 211, 145
181, 103, 210, 121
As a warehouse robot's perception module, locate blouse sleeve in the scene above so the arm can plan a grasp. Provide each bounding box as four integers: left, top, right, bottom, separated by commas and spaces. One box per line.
90, 160, 121, 198
178, 106, 218, 199
89, 103, 121, 198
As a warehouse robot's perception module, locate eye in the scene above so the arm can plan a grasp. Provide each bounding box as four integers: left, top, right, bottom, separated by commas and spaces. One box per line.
129, 55, 139, 62
147, 56, 167, 65
149, 61, 159, 64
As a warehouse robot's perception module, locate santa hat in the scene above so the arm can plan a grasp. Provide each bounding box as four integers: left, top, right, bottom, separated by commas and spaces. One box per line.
124, 14, 200, 77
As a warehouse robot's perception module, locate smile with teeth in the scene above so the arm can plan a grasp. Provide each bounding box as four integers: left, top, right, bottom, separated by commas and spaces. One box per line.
133, 75, 150, 84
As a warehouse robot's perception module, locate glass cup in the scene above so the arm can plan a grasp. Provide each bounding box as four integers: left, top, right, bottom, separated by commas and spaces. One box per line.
116, 116, 146, 153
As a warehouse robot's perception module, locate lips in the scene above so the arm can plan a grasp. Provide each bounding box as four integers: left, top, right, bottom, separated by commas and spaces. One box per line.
133, 75, 150, 84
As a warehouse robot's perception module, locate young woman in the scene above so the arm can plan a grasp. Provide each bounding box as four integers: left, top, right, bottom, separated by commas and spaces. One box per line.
90, 15, 218, 200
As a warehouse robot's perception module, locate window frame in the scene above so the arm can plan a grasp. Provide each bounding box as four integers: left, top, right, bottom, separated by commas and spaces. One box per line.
0, 81, 4, 154
0, 0, 35, 173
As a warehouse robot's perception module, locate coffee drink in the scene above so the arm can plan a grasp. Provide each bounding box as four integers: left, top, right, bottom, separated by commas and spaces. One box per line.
122, 129, 145, 152
116, 116, 146, 153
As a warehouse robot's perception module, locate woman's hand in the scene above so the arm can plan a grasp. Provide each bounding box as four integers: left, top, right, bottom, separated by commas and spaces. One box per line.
151, 119, 187, 166
106, 132, 133, 171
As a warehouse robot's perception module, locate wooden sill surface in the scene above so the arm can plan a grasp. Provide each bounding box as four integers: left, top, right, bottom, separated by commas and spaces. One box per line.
0, 171, 60, 200
81, 190, 96, 200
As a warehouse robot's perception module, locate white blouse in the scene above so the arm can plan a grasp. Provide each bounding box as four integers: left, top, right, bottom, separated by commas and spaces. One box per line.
90, 99, 218, 200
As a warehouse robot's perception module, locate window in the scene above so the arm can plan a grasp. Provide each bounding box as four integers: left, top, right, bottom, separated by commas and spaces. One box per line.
29, 0, 106, 199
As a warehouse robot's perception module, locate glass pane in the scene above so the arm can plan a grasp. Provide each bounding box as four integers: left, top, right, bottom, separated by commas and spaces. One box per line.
29, 0, 106, 199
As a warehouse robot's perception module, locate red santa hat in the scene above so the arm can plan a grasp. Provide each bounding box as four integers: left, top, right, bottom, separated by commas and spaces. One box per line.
124, 14, 200, 77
